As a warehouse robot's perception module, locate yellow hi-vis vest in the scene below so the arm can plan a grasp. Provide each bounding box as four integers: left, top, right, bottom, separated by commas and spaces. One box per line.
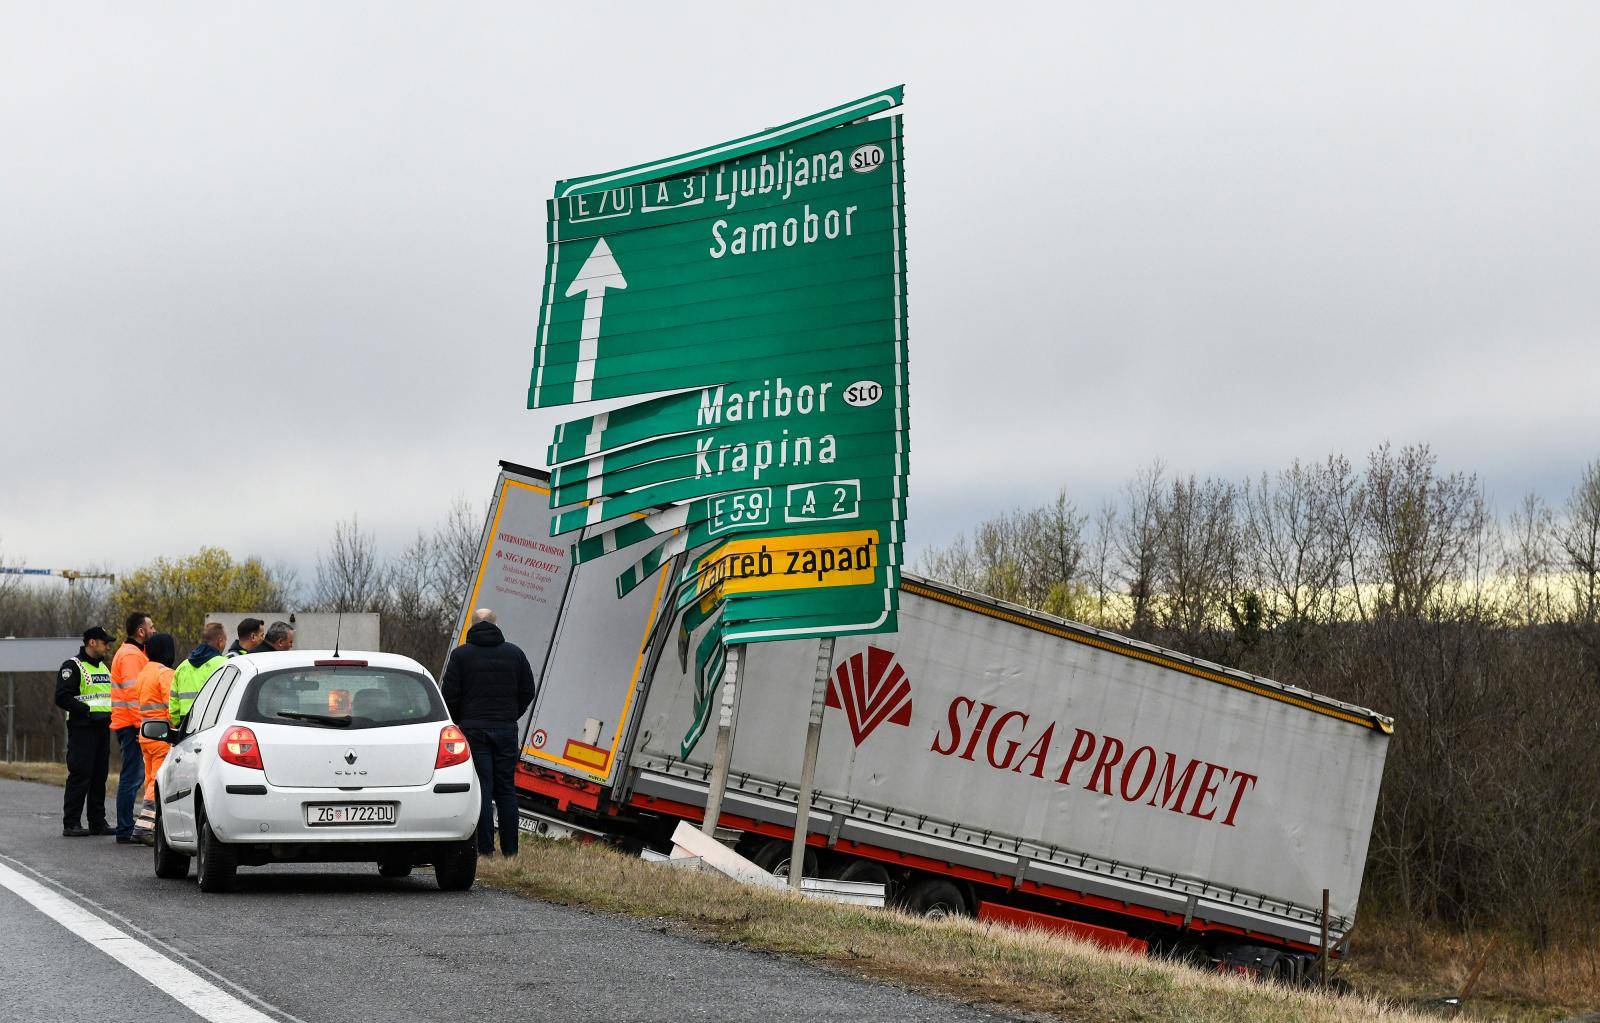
75, 658, 112, 715
168, 654, 226, 728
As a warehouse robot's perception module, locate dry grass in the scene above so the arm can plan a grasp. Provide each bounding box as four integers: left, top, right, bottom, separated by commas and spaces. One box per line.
0, 760, 118, 792
479, 838, 1442, 1023
1342, 912, 1600, 1021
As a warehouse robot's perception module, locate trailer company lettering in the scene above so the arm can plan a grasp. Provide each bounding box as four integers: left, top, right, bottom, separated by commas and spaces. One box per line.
930, 697, 1261, 828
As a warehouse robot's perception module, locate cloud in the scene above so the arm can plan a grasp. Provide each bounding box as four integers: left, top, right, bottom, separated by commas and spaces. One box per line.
2, 2, 1596, 576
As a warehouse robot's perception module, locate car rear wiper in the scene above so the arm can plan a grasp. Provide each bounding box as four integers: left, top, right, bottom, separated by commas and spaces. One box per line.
276, 711, 353, 728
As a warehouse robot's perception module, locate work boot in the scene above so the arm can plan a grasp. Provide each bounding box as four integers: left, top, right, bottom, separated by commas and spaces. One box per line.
88, 824, 112, 836
62, 827, 90, 838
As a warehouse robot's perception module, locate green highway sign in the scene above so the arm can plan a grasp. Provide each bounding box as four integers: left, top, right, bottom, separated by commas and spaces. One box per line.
527, 88, 909, 644
549, 461, 906, 537
529, 111, 905, 408
671, 528, 903, 611
549, 368, 901, 465
557, 471, 906, 544
681, 614, 727, 757
723, 605, 899, 644
548, 434, 905, 508
572, 490, 909, 568
614, 512, 906, 598
549, 405, 901, 490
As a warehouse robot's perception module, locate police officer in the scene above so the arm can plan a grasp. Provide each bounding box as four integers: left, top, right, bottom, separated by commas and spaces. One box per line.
170, 622, 229, 729
56, 626, 115, 838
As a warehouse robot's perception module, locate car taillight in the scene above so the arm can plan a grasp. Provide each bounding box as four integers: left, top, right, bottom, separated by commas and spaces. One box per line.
219, 726, 264, 770
436, 725, 471, 769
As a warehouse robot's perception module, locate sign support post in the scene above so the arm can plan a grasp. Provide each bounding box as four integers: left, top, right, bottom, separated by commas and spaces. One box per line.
5, 673, 14, 762
700, 643, 746, 838
788, 637, 835, 889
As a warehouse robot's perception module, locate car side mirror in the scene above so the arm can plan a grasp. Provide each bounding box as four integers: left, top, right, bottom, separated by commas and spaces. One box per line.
140, 720, 173, 743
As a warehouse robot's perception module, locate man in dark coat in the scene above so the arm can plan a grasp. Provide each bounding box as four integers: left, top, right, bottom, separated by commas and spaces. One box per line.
440, 609, 537, 857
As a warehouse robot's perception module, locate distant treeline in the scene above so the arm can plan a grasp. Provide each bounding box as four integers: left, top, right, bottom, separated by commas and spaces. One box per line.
918, 444, 1600, 949
0, 499, 485, 756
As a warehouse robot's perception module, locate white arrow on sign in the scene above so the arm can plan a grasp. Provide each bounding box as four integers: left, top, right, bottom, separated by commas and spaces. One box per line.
566, 236, 628, 403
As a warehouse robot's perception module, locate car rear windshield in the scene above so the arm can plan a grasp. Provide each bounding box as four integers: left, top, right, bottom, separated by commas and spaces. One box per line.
240, 667, 446, 730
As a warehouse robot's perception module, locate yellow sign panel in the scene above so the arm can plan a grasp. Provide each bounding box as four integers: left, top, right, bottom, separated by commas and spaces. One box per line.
695, 529, 879, 599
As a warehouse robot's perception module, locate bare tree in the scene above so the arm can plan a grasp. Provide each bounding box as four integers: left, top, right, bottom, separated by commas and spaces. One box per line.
918, 532, 977, 590
1155, 474, 1237, 642
1016, 489, 1087, 615
1242, 461, 1341, 626
1502, 493, 1556, 625
970, 514, 1024, 604
0, 539, 19, 612
1323, 454, 1368, 622
1087, 501, 1118, 627
1115, 462, 1166, 635
435, 495, 487, 621
314, 516, 386, 612
1559, 459, 1600, 624
1363, 443, 1484, 619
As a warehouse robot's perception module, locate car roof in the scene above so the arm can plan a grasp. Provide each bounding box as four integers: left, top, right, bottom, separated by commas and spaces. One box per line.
234, 650, 433, 677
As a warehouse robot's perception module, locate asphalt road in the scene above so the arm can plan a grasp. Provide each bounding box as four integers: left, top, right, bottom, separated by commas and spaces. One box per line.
0, 777, 1014, 1023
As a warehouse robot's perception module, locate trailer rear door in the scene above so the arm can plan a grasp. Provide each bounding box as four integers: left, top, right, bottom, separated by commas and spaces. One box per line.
455, 461, 671, 787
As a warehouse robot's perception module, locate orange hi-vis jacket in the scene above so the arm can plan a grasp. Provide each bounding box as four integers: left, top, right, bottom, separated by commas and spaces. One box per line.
135, 660, 175, 724
110, 641, 150, 730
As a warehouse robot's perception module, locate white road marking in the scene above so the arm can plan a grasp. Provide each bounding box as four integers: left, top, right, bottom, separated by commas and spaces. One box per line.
0, 859, 288, 1023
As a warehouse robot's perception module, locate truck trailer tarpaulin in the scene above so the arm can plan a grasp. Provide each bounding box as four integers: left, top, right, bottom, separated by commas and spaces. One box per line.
466, 461, 1392, 956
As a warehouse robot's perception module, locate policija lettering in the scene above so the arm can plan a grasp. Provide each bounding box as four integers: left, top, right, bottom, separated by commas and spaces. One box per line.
930, 698, 1260, 828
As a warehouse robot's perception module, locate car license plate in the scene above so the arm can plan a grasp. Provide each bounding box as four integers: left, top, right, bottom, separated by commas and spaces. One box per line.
305, 803, 396, 826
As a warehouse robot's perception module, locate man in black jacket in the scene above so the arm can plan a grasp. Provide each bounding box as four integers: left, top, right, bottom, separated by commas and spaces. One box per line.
440, 609, 537, 857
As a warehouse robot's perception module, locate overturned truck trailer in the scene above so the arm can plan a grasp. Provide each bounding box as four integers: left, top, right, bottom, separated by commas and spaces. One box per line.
462, 462, 1393, 974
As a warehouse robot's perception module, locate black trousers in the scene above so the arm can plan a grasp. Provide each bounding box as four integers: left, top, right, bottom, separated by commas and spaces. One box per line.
463, 724, 520, 855
64, 720, 110, 830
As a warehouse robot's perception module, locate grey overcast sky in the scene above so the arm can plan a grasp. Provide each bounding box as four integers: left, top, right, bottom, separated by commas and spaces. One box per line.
2, 1, 1596, 578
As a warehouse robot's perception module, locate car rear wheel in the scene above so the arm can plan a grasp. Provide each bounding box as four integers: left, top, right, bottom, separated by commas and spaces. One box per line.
378, 859, 413, 878
434, 841, 477, 892
195, 812, 238, 894
152, 802, 190, 880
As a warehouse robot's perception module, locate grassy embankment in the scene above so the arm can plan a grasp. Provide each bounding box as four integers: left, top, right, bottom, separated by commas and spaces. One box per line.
0, 760, 113, 789
480, 837, 1442, 1023
2, 762, 1586, 1021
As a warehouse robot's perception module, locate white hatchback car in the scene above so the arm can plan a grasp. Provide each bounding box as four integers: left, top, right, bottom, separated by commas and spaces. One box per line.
141, 650, 480, 893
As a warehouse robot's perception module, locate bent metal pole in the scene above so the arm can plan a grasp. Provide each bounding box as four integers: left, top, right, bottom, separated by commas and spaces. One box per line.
789, 637, 835, 889
700, 643, 745, 838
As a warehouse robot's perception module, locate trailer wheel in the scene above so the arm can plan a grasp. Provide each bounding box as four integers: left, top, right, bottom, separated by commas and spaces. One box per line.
749, 838, 817, 880
901, 877, 968, 919
831, 859, 891, 889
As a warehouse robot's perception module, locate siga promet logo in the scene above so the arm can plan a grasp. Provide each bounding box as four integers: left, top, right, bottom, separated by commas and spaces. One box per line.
826, 646, 912, 747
